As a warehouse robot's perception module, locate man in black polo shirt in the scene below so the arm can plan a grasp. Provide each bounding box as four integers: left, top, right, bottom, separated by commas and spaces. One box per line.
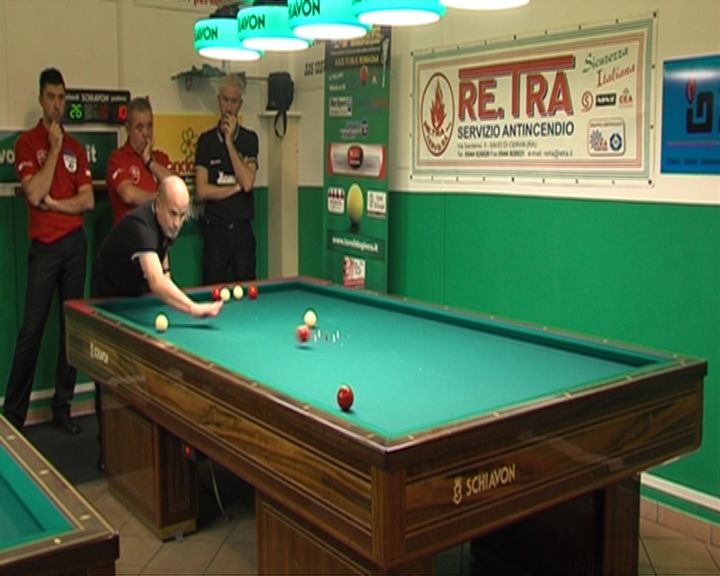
94, 175, 223, 315
194, 74, 259, 284
92, 176, 222, 470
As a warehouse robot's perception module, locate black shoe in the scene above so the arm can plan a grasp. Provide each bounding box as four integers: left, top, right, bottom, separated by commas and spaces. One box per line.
52, 414, 81, 435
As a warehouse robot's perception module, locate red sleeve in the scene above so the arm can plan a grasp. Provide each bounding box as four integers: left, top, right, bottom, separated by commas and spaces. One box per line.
14, 132, 37, 181
154, 150, 173, 171
75, 139, 92, 187
106, 149, 128, 193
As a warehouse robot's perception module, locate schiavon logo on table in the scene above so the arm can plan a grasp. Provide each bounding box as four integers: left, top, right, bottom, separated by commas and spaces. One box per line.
89, 341, 109, 365
453, 463, 517, 505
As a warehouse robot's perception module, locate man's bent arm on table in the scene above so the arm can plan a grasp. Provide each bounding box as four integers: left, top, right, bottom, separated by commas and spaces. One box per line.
137, 251, 222, 317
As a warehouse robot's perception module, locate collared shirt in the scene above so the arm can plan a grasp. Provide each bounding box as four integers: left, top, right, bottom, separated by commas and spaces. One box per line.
106, 141, 172, 225
195, 123, 258, 225
15, 119, 92, 243
93, 201, 171, 297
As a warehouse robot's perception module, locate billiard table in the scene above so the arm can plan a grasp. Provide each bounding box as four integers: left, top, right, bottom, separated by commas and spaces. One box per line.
65, 277, 705, 575
0, 415, 119, 576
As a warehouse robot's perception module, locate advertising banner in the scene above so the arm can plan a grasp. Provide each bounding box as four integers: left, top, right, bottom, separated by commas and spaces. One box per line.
0, 130, 118, 187
154, 114, 217, 180
661, 54, 720, 175
413, 17, 655, 181
154, 114, 218, 219
323, 27, 391, 291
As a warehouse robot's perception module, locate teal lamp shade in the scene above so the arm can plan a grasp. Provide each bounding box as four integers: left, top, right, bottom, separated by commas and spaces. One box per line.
194, 17, 262, 61
441, 0, 529, 8
354, 0, 446, 26
238, 3, 311, 52
289, 0, 370, 40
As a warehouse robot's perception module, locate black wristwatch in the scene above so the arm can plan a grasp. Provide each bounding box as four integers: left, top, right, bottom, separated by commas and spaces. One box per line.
145, 157, 153, 170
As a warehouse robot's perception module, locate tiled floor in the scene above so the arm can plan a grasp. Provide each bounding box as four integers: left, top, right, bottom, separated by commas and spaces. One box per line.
70, 474, 720, 576
24, 416, 720, 576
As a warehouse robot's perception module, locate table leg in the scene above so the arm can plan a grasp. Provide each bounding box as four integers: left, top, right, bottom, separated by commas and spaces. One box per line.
470, 476, 640, 576
102, 388, 198, 540
601, 475, 640, 574
256, 492, 433, 575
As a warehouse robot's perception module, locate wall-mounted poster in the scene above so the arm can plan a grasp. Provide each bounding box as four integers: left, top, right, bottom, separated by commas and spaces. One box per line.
413, 17, 655, 182
661, 54, 720, 175
154, 114, 217, 180
322, 27, 391, 292
0, 130, 117, 186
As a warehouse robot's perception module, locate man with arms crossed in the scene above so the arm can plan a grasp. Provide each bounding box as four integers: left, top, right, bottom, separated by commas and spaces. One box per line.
106, 96, 174, 225
195, 74, 259, 284
4, 68, 94, 435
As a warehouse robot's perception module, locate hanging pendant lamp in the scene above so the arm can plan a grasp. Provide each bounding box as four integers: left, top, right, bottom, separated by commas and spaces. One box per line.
288, 0, 370, 41
238, 1, 311, 52
194, 17, 262, 61
441, 0, 530, 9
354, 0, 446, 27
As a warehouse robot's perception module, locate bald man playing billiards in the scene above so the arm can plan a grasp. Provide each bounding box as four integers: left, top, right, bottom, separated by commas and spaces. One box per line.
94, 176, 222, 315
92, 175, 221, 470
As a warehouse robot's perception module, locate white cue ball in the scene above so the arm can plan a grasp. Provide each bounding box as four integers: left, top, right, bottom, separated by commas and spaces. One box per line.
220, 287, 231, 302
233, 285, 244, 300
304, 309, 317, 329
155, 313, 169, 333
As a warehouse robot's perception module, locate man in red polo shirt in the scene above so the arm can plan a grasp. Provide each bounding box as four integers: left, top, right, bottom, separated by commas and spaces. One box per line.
3, 68, 94, 434
106, 97, 173, 225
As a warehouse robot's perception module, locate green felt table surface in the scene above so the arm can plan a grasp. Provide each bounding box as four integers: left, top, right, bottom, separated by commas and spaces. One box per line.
0, 448, 72, 549
95, 281, 669, 438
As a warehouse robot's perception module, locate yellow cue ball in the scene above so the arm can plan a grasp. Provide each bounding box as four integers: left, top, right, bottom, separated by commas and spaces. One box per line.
347, 183, 364, 225
155, 313, 169, 333
304, 309, 317, 329
220, 287, 231, 302
233, 285, 244, 300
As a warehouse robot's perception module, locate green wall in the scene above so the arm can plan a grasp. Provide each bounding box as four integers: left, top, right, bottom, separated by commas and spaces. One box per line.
299, 185, 324, 279
0, 200, 20, 390
2, 184, 715, 518
299, 185, 719, 516
0, 194, 117, 405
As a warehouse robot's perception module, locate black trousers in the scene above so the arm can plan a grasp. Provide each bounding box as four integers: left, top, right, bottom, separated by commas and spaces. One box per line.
3, 228, 87, 428
202, 220, 256, 284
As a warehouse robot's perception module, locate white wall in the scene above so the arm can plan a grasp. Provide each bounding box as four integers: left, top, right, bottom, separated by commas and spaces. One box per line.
292, 0, 720, 206
0, 1, 9, 125
291, 41, 326, 189
1, 0, 118, 127
0, 0, 297, 188
1, 0, 717, 199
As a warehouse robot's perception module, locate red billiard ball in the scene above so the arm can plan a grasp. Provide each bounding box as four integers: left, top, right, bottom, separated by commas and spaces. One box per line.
296, 324, 310, 343
337, 385, 354, 411
248, 284, 258, 299
211, 286, 221, 301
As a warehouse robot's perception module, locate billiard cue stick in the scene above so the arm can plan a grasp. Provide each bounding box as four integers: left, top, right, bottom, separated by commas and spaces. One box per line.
208, 459, 230, 519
